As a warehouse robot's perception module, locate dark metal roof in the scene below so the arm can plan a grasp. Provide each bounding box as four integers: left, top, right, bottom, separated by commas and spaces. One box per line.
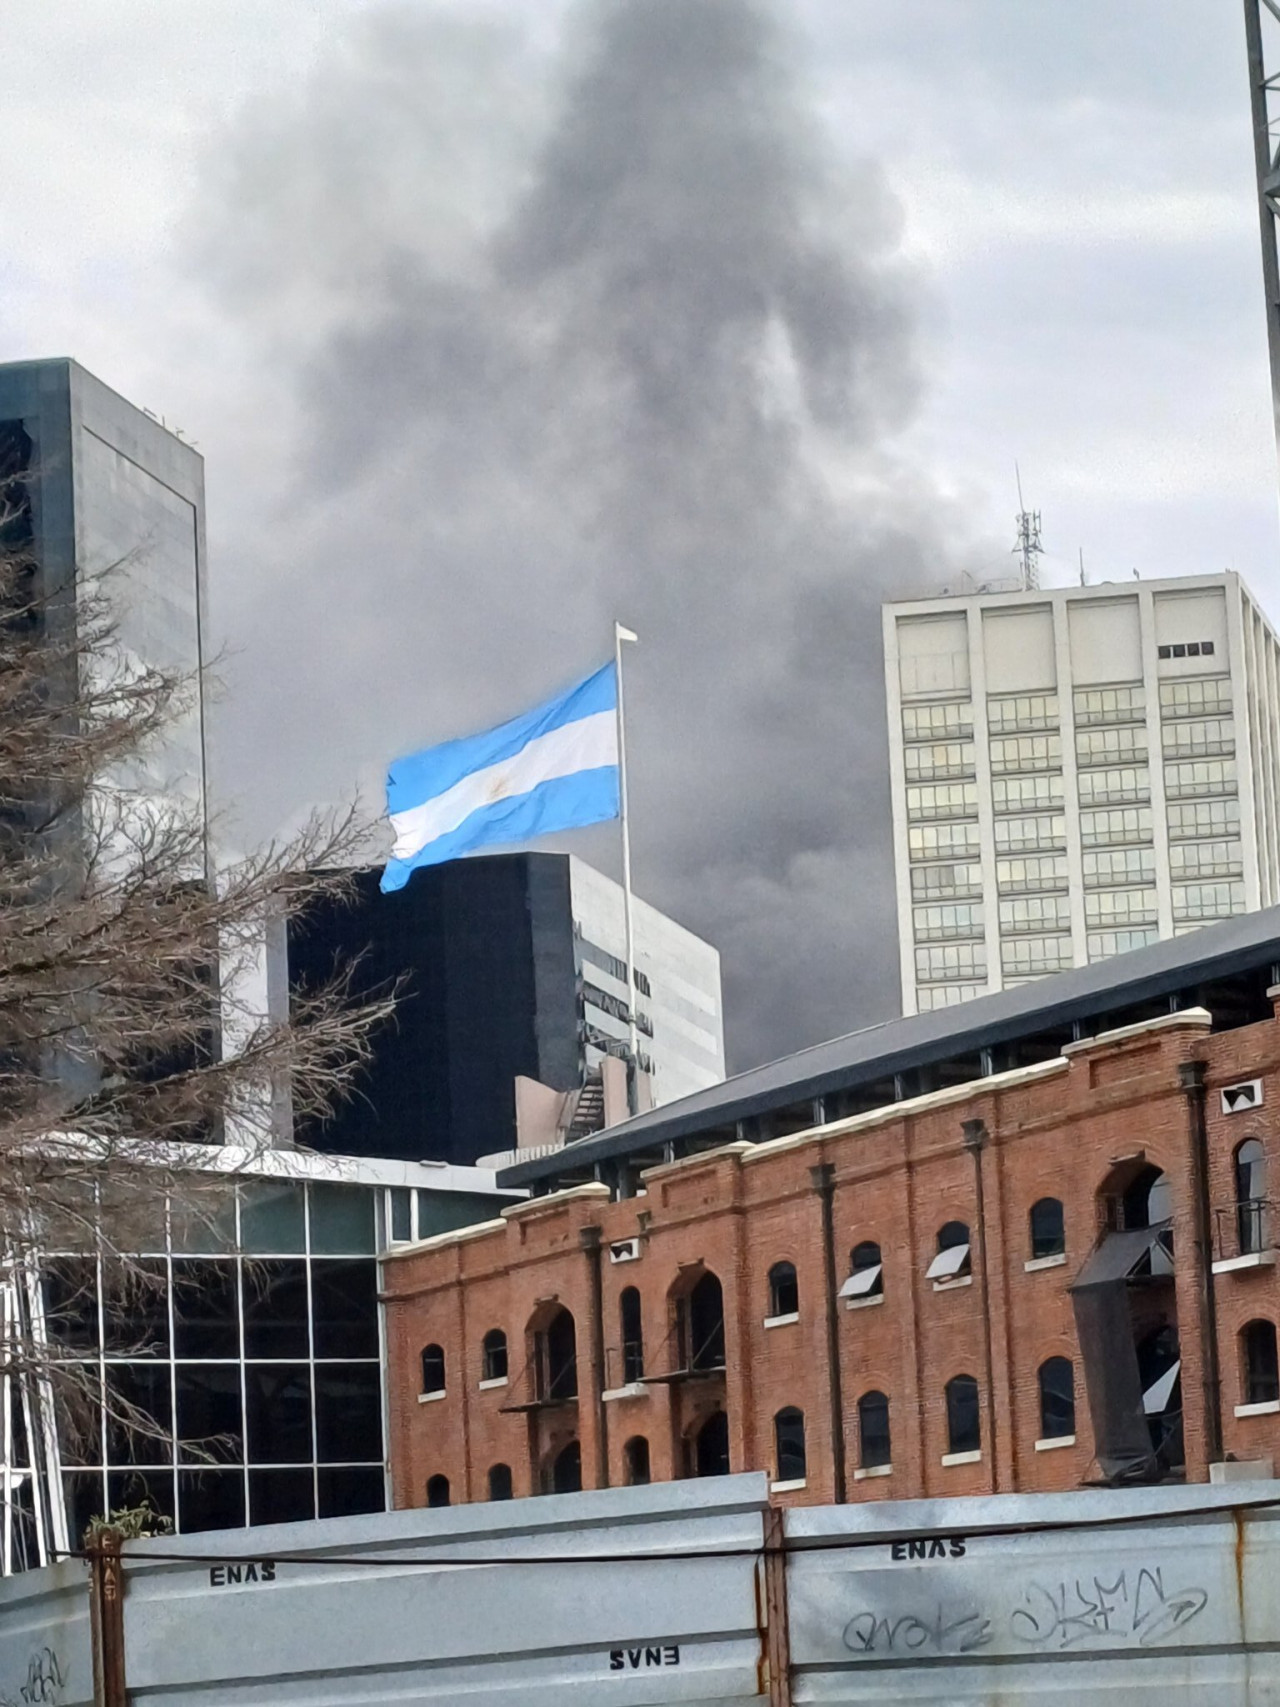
498, 905, 1280, 1189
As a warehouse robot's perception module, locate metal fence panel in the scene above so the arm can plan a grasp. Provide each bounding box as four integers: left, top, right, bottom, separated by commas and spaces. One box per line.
0, 1558, 93, 1707
784, 1482, 1280, 1705
120, 1474, 771, 1706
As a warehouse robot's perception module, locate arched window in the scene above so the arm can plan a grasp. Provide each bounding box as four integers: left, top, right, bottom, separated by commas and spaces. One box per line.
857, 1390, 891, 1469
551, 1440, 582, 1494
420, 1344, 445, 1396
620, 1287, 644, 1384
1029, 1198, 1065, 1261
624, 1435, 651, 1486
426, 1474, 450, 1508
482, 1329, 508, 1383
1038, 1357, 1075, 1440
945, 1374, 980, 1456
676, 1271, 725, 1372
774, 1407, 806, 1483
532, 1307, 577, 1402
768, 1262, 799, 1318
488, 1463, 513, 1501
1122, 1166, 1170, 1230
842, 1241, 883, 1302
927, 1222, 971, 1282
694, 1410, 730, 1478
1235, 1140, 1268, 1255
1243, 1320, 1279, 1406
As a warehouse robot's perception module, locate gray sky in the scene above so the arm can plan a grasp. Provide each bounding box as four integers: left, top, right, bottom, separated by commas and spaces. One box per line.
4, 0, 1277, 1072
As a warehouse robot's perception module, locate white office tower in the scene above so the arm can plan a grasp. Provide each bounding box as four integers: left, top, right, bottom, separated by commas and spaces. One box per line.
884, 574, 1280, 1015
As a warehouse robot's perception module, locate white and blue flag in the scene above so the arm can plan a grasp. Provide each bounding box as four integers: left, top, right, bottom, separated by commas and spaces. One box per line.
381, 662, 619, 892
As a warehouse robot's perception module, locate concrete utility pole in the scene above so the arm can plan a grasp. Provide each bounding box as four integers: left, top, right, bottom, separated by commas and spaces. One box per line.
1243, 0, 1280, 474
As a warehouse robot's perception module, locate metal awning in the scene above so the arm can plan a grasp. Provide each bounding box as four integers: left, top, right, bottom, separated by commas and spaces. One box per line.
1070, 1221, 1173, 1290
926, 1243, 971, 1281
838, 1264, 883, 1299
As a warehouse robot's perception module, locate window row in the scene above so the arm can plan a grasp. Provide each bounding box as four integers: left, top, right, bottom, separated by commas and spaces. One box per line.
1085, 888, 1158, 928
987, 693, 1059, 733
1074, 684, 1144, 726
1077, 765, 1149, 808
1168, 799, 1240, 840
1001, 936, 1072, 976
906, 781, 978, 822
1172, 881, 1245, 922
1169, 839, 1242, 880
908, 823, 981, 863
989, 733, 1061, 773
916, 943, 986, 983
999, 894, 1069, 935
913, 902, 983, 943
1084, 846, 1155, 888
1160, 677, 1231, 718
1163, 758, 1237, 800
911, 860, 983, 901
1161, 717, 1234, 759
997, 853, 1068, 894
995, 813, 1066, 854
902, 702, 974, 743
993, 774, 1063, 815
1157, 640, 1215, 660
904, 740, 975, 782
1088, 928, 1158, 961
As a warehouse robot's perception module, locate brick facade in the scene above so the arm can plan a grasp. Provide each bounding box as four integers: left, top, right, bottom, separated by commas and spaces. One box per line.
382, 1005, 1280, 1509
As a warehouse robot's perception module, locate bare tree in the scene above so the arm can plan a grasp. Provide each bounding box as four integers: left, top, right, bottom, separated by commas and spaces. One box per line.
0, 483, 395, 1542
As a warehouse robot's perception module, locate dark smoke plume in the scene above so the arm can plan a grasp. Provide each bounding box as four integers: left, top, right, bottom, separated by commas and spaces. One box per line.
195, 0, 989, 1070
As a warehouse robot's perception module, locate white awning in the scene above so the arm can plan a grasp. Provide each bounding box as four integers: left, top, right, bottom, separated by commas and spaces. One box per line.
838, 1264, 883, 1299
926, 1243, 971, 1281
1142, 1360, 1181, 1416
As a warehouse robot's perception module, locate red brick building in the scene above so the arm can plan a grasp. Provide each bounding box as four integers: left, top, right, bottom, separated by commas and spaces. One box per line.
382, 1004, 1280, 1510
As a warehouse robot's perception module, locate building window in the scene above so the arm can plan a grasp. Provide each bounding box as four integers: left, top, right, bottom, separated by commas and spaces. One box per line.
1029, 1198, 1065, 1260
1243, 1321, 1279, 1405
487, 1463, 513, 1501
913, 901, 983, 942
1160, 677, 1232, 718
676, 1270, 726, 1373
1167, 798, 1241, 840
904, 740, 975, 782
1038, 1358, 1075, 1439
1084, 888, 1158, 928
926, 1222, 971, 1283
774, 1408, 806, 1482
857, 1391, 891, 1469
995, 854, 1069, 894
1079, 806, 1153, 847
1235, 1139, 1268, 1256
624, 1435, 651, 1486
1168, 839, 1242, 880
986, 693, 1059, 733
945, 1375, 981, 1455
1088, 928, 1159, 961
1164, 759, 1237, 800
532, 1307, 578, 1403
916, 983, 986, 1011
988, 733, 1062, 773
908, 822, 982, 863
915, 942, 987, 983
1172, 881, 1245, 923
998, 894, 1070, 935
426, 1474, 451, 1508
693, 1410, 731, 1477
906, 781, 979, 822
841, 1241, 884, 1302
550, 1441, 582, 1494
481, 1329, 508, 1383
620, 1287, 644, 1383
768, 1262, 799, 1318
993, 813, 1067, 855
420, 1344, 445, 1397
1083, 847, 1156, 888
1073, 684, 1145, 726
1076, 765, 1150, 808
1077, 726, 1147, 767
1000, 935, 1072, 977
1162, 717, 1234, 760
1157, 640, 1216, 659
993, 773, 1064, 815
902, 702, 974, 742
910, 861, 983, 901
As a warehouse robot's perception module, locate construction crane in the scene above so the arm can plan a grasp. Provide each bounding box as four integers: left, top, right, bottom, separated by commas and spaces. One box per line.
1244, 0, 1280, 464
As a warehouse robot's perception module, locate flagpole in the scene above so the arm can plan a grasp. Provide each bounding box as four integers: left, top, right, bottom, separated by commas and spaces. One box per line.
614, 621, 640, 1108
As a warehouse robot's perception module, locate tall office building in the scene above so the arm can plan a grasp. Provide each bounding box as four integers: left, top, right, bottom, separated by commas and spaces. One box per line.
884, 574, 1280, 1014
0, 358, 209, 827
287, 853, 726, 1166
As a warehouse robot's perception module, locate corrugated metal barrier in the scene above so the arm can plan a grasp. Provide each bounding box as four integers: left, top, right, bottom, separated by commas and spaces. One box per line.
6, 1475, 1280, 1705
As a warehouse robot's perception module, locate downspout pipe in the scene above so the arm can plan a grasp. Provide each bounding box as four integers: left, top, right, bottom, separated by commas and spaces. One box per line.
1179, 1059, 1224, 1468
580, 1224, 610, 1489
810, 1162, 847, 1503
962, 1118, 999, 1486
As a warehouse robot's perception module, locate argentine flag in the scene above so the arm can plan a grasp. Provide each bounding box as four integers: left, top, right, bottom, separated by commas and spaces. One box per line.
381, 662, 619, 892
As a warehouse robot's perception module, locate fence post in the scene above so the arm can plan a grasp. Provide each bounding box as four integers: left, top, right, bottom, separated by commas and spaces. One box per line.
762, 1505, 792, 1707
87, 1531, 127, 1707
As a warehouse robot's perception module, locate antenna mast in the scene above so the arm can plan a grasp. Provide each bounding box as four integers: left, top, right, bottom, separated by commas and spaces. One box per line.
1013, 465, 1043, 591
1243, 0, 1280, 477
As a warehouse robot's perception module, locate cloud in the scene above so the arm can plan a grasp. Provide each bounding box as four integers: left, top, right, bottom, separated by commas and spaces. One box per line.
192, 0, 994, 1070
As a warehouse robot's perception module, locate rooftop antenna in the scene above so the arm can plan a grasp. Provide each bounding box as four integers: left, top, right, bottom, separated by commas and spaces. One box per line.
1013, 464, 1043, 591
1078, 547, 1087, 587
